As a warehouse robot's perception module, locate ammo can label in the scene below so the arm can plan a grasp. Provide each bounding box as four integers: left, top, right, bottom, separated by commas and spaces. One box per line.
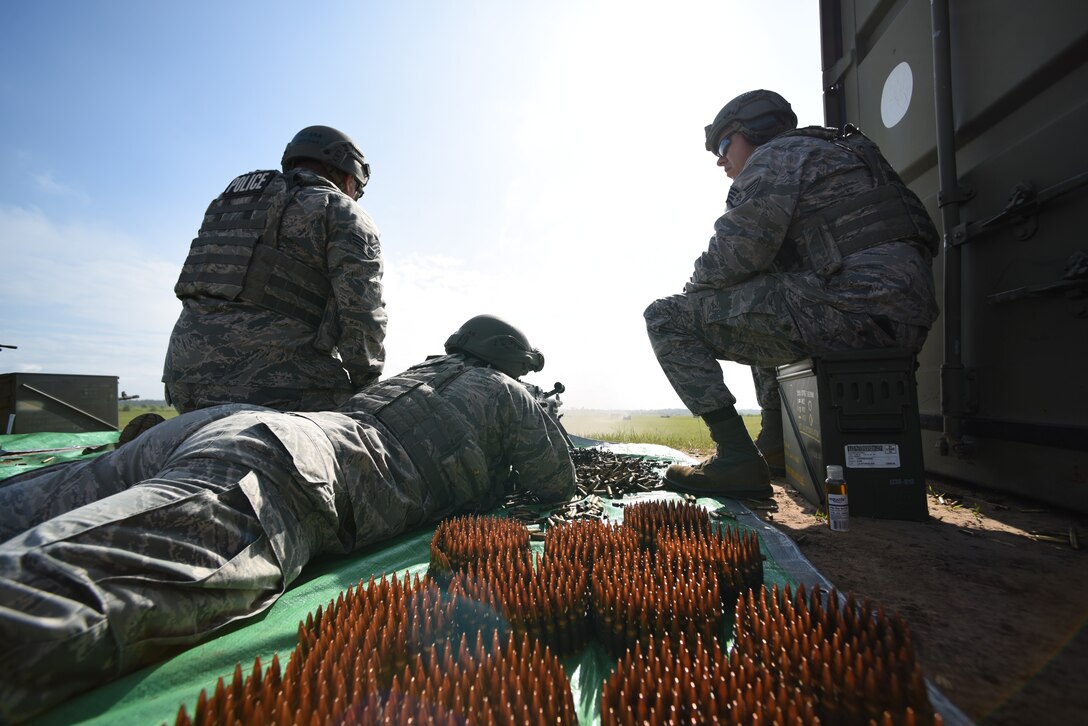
845, 444, 901, 468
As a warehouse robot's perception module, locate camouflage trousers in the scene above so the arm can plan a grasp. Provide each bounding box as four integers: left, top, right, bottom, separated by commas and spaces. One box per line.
0, 408, 305, 723
0, 404, 262, 541
644, 280, 929, 415
165, 380, 351, 415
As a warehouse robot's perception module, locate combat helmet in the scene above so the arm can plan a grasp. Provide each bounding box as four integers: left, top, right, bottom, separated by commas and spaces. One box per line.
281, 125, 371, 196
444, 314, 545, 379
704, 90, 798, 152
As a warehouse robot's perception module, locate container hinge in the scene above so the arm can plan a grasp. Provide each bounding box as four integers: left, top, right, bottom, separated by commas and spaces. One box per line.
948, 222, 969, 247
937, 184, 974, 208
938, 433, 978, 459
940, 364, 978, 417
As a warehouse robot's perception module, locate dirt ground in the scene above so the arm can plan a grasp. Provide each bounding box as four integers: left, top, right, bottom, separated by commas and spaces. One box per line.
746, 472, 1088, 725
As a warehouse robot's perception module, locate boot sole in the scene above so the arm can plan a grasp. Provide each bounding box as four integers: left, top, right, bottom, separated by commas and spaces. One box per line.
662, 472, 773, 500
118, 413, 166, 446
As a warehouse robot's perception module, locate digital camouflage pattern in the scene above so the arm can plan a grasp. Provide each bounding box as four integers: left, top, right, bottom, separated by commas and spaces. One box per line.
164, 380, 350, 413
0, 354, 574, 722
162, 168, 387, 413
646, 131, 938, 415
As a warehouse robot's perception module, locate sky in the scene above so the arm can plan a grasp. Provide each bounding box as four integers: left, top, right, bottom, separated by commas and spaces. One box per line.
0, 0, 823, 411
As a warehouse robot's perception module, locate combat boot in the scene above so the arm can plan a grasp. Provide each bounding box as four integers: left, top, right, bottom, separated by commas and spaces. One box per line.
754, 408, 785, 476
664, 415, 771, 498
117, 412, 166, 447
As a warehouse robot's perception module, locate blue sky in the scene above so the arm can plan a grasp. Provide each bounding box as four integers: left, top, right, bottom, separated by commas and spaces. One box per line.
1, 0, 823, 410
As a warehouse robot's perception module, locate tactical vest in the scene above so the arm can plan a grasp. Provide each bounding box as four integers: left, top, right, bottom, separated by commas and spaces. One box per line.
355, 355, 494, 516
774, 126, 940, 277
173, 169, 334, 330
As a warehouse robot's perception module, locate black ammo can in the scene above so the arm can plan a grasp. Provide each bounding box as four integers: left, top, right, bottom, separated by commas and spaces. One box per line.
776, 349, 928, 521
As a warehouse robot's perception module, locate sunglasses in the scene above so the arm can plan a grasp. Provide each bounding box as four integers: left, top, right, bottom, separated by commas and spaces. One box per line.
351, 159, 371, 200
716, 135, 732, 158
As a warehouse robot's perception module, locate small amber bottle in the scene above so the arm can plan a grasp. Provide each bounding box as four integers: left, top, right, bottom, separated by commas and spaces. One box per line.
825, 465, 849, 532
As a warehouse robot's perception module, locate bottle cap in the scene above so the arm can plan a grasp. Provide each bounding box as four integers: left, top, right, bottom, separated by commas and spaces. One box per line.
826, 464, 844, 480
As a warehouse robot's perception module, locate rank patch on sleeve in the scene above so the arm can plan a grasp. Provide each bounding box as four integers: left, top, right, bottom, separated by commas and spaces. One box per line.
727, 177, 761, 209
221, 170, 277, 198
353, 233, 381, 260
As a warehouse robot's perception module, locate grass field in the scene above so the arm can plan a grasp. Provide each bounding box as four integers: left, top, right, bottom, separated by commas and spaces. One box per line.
561, 410, 759, 452
118, 404, 178, 430
116, 405, 756, 454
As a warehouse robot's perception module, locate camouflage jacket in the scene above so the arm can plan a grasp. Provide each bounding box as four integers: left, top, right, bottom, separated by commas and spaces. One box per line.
687, 129, 939, 328
252, 354, 577, 579
162, 168, 387, 395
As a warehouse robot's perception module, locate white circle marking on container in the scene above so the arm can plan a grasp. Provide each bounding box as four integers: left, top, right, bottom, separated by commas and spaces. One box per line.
881, 61, 913, 128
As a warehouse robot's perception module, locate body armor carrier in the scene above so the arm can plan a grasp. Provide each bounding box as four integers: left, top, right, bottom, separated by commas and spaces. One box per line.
174, 170, 334, 330
352, 355, 494, 516
774, 126, 940, 276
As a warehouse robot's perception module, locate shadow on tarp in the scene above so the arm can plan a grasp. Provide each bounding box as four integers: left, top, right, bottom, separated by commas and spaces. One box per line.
28, 437, 971, 726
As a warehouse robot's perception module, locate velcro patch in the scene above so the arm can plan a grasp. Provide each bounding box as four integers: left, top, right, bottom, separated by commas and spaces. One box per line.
221, 170, 277, 198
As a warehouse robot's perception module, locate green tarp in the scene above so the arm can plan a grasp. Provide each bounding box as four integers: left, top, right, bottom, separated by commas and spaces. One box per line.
0, 431, 118, 481
3, 434, 968, 725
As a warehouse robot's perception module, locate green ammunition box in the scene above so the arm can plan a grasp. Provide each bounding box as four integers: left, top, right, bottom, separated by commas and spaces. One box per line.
776, 350, 928, 521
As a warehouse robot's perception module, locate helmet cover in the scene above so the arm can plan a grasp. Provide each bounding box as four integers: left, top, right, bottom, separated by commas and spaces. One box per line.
281, 125, 371, 191
444, 314, 545, 379
704, 89, 798, 152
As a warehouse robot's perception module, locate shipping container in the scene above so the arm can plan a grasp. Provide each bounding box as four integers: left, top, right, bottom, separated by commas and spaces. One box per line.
819, 0, 1088, 512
